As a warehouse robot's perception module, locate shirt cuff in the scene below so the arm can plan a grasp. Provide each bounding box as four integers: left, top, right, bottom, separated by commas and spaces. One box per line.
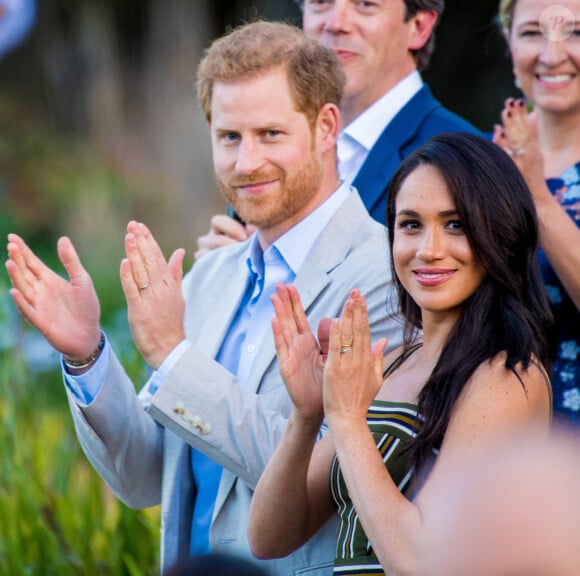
63, 337, 191, 406
145, 339, 191, 396
63, 336, 111, 406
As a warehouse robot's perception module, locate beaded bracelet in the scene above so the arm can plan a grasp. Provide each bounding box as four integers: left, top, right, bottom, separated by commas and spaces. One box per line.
63, 331, 106, 370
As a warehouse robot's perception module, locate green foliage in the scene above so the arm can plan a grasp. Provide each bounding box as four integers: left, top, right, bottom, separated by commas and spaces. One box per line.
0, 93, 132, 324
0, 69, 186, 576
0, 278, 161, 575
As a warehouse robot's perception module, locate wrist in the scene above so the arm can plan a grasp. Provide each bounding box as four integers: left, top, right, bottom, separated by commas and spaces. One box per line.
63, 331, 105, 372
142, 332, 186, 370
290, 408, 324, 433
326, 412, 368, 435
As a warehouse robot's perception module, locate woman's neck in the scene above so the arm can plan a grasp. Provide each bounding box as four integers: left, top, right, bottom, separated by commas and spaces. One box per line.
419, 311, 459, 361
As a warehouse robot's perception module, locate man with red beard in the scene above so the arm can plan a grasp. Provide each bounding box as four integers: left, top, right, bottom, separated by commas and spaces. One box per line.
6, 22, 401, 576
195, 0, 479, 257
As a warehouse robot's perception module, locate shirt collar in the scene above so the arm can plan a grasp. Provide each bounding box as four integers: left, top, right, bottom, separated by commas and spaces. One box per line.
246, 182, 352, 278
341, 71, 423, 153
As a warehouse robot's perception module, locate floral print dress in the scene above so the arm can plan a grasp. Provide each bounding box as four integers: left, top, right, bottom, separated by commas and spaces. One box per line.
545, 162, 580, 425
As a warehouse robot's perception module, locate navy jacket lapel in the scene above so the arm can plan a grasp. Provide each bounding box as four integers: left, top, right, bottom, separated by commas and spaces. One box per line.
352, 85, 439, 222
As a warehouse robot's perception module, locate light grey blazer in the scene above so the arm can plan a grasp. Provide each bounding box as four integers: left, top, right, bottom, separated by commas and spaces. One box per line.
66, 190, 402, 575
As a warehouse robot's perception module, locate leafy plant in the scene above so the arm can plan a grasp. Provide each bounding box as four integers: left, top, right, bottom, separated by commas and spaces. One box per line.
0, 276, 161, 575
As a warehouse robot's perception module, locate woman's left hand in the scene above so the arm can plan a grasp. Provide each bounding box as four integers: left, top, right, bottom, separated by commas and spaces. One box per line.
323, 289, 388, 425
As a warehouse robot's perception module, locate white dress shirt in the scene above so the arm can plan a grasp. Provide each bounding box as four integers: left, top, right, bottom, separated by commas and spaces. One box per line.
337, 71, 423, 185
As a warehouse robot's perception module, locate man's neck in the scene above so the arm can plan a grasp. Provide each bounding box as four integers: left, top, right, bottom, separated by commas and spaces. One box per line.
257, 173, 342, 251
341, 67, 418, 126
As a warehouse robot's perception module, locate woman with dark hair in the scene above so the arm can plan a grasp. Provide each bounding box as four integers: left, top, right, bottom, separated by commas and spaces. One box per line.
247, 132, 556, 576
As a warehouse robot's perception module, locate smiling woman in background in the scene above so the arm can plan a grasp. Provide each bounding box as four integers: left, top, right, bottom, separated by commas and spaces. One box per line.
494, 0, 580, 425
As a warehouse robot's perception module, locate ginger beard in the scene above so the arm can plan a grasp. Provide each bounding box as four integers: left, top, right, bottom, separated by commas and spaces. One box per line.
216, 140, 324, 231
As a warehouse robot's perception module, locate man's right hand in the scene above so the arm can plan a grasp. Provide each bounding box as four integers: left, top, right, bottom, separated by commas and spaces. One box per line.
5, 234, 102, 361
194, 213, 255, 260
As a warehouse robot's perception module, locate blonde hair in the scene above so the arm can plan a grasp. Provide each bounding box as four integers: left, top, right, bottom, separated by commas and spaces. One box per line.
499, 0, 518, 31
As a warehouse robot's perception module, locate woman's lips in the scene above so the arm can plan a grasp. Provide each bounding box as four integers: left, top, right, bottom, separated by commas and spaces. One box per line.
413, 269, 456, 286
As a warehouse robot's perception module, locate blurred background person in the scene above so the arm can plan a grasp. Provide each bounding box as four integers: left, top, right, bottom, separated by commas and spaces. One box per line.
494, 0, 580, 426
426, 426, 580, 576
0, 0, 35, 59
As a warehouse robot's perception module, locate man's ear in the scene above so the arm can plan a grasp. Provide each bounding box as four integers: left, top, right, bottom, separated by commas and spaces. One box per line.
407, 10, 438, 51
316, 102, 341, 153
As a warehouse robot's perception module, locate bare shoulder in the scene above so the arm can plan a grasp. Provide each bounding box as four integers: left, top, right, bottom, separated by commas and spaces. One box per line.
467, 352, 551, 414
443, 352, 551, 450
416, 353, 551, 507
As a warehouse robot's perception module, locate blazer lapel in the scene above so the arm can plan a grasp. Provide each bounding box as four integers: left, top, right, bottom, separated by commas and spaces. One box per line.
246, 191, 369, 394
353, 85, 440, 219
245, 254, 332, 394
186, 250, 253, 523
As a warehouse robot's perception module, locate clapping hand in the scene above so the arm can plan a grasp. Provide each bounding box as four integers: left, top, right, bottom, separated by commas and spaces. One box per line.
6, 234, 102, 360
323, 290, 388, 426
493, 98, 545, 194
195, 213, 256, 260
271, 284, 329, 422
120, 221, 186, 369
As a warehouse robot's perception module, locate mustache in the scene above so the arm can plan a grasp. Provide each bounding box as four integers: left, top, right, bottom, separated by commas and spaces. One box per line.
227, 169, 282, 188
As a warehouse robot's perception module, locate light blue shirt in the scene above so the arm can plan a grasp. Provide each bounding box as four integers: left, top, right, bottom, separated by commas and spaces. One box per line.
64, 182, 352, 554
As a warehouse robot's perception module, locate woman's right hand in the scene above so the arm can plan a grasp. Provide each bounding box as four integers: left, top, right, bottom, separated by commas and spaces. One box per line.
493, 98, 546, 197
271, 283, 326, 421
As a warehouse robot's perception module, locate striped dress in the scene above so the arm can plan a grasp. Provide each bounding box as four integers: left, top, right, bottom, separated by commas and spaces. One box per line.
329, 345, 423, 575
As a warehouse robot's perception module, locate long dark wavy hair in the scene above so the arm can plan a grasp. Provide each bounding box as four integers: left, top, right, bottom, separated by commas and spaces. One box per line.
386, 133, 557, 476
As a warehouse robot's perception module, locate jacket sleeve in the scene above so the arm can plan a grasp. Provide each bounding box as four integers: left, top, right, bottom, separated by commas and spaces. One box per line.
66, 350, 164, 509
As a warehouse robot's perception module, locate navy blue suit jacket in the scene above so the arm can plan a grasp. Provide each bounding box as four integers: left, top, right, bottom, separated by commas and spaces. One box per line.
352, 84, 481, 223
